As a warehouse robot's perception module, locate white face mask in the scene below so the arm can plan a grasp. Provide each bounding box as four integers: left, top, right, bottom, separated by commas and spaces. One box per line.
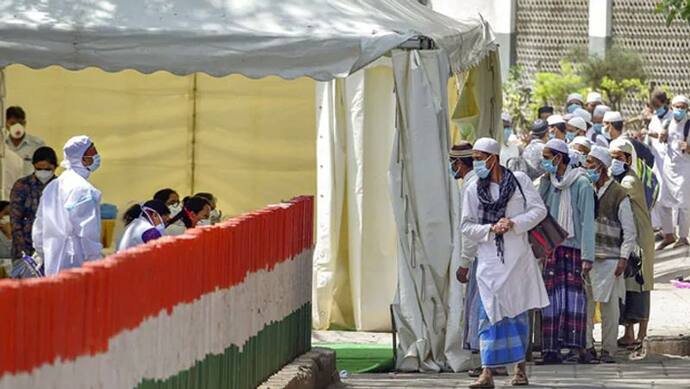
9, 123, 25, 139
168, 203, 182, 216
197, 219, 211, 227
209, 209, 221, 222
34, 169, 54, 184
0, 215, 9, 224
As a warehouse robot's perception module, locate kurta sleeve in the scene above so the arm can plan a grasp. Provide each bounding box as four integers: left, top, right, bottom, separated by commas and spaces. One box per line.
461, 182, 492, 243
618, 197, 637, 259
10, 180, 27, 257
511, 173, 547, 235
577, 178, 596, 262
68, 188, 103, 261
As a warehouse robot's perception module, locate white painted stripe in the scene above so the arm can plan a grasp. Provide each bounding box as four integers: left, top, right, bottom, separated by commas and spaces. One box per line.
0, 250, 313, 389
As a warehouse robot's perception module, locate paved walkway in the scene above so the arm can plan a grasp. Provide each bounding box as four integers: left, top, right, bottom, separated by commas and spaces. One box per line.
322, 246, 690, 389
331, 356, 690, 388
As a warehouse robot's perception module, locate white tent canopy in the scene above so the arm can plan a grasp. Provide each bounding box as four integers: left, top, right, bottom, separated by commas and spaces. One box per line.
0, 0, 500, 372
0, 0, 495, 80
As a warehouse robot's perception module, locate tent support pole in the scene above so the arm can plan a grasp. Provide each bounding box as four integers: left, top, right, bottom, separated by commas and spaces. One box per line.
190, 73, 198, 194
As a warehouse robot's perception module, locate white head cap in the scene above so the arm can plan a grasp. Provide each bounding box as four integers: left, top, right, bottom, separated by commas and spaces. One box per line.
547, 115, 565, 126
593, 105, 611, 118
672, 95, 690, 106
603, 111, 623, 123
574, 108, 592, 123
567, 93, 584, 104
62, 135, 93, 170
586, 92, 602, 104
473, 137, 500, 155
610, 138, 634, 155
501, 112, 513, 123
570, 136, 592, 151
545, 139, 569, 155
589, 145, 612, 168
568, 116, 588, 131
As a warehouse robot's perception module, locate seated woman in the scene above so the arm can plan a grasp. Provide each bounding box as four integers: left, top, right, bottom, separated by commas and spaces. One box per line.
154, 188, 181, 215
165, 196, 211, 236
194, 192, 221, 225
117, 200, 171, 252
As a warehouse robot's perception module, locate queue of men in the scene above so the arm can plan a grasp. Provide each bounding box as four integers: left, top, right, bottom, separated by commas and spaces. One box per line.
452, 91, 689, 388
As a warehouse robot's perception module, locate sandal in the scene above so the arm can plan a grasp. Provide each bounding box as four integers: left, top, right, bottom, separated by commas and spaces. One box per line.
511, 370, 529, 386
536, 351, 562, 365
468, 367, 484, 378
599, 350, 616, 364
468, 371, 494, 389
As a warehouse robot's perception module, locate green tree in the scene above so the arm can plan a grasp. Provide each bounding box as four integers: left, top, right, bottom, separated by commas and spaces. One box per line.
502, 66, 532, 134
657, 0, 690, 25
531, 61, 587, 113
577, 47, 647, 111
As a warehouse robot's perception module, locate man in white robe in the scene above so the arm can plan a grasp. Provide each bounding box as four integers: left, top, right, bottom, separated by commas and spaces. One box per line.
461, 138, 549, 388
645, 90, 673, 231
655, 95, 690, 249
32, 135, 102, 275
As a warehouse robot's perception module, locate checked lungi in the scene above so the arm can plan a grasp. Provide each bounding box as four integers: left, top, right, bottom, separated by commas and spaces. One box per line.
463, 260, 481, 351
478, 299, 530, 368
541, 246, 587, 352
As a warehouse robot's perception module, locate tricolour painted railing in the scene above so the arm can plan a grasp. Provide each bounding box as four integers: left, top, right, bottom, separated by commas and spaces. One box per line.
0, 196, 314, 389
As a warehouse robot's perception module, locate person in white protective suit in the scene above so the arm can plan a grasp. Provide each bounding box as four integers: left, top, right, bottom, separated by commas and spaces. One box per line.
117, 199, 171, 252
32, 135, 103, 276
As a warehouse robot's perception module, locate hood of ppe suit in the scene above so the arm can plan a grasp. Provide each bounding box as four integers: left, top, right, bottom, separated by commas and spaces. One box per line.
61, 135, 93, 178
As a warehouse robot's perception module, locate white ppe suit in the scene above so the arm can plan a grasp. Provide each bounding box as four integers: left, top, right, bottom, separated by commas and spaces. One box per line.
32, 136, 102, 275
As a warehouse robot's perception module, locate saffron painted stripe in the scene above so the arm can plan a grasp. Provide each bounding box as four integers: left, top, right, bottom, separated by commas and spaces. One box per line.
0, 250, 312, 389
0, 196, 314, 376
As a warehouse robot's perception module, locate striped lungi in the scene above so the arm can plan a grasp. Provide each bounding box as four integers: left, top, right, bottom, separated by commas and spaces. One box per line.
478, 299, 530, 368
463, 260, 481, 351
541, 246, 587, 352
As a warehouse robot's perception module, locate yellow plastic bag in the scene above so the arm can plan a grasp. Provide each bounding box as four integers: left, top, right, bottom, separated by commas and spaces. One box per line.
594, 303, 602, 324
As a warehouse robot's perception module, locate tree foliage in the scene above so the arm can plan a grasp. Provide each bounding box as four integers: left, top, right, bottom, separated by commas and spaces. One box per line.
502, 66, 533, 133
577, 47, 647, 111
656, 0, 690, 25
531, 61, 587, 113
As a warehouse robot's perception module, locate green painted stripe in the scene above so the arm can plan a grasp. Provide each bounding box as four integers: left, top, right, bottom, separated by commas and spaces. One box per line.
136, 303, 312, 389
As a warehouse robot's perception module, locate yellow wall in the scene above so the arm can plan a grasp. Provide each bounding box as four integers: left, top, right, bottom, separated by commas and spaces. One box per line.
4, 65, 317, 222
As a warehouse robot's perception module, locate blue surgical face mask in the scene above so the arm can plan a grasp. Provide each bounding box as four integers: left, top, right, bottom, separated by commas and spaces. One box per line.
565, 132, 577, 143
503, 127, 513, 143
602, 126, 611, 140
541, 157, 557, 175
87, 154, 101, 172
577, 152, 587, 166
586, 167, 601, 183
656, 106, 668, 118
473, 157, 493, 179
611, 159, 626, 176
592, 123, 603, 135
448, 161, 461, 180
548, 132, 555, 140
567, 104, 580, 114
673, 108, 688, 122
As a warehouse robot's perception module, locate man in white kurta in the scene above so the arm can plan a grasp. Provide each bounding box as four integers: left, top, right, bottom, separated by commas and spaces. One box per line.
445, 141, 478, 373
583, 146, 637, 363
645, 90, 673, 231
32, 135, 102, 275
461, 138, 549, 388
655, 95, 690, 249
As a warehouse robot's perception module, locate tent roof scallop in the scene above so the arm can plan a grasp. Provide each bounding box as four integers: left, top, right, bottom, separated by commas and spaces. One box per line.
0, 0, 496, 80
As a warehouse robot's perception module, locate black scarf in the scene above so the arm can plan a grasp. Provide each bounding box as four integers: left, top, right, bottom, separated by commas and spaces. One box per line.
476, 167, 518, 263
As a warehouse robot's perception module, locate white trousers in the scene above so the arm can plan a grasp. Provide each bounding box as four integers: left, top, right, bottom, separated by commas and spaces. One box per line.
659, 206, 690, 239
585, 283, 620, 353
